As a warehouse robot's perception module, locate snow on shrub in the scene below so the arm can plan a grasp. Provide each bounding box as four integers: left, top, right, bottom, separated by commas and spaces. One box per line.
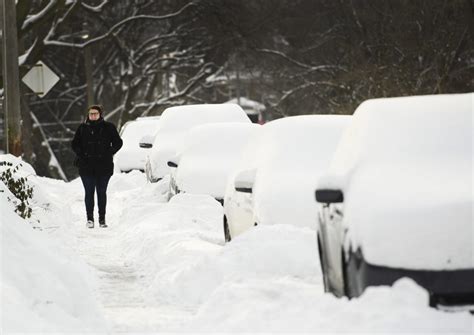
0, 156, 35, 219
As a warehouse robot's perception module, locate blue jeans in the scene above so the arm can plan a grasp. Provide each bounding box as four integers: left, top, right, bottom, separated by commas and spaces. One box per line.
80, 174, 111, 221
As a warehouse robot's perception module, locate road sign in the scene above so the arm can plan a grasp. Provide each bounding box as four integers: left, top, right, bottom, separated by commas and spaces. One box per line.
22, 61, 60, 98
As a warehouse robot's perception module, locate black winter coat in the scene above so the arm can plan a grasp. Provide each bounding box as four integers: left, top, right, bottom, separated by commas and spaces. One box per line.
71, 118, 123, 176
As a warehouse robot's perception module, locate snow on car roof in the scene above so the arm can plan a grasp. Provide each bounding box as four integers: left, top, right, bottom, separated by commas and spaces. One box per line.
121, 118, 161, 143
180, 123, 259, 157
259, 115, 352, 167
321, 93, 473, 189
159, 104, 250, 131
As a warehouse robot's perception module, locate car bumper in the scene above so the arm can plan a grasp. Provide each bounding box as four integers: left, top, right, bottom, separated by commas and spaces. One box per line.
347, 249, 474, 307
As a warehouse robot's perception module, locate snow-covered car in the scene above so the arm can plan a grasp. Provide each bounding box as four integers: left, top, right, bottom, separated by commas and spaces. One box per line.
145, 104, 251, 183
223, 115, 351, 242
315, 93, 473, 308
114, 116, 161, 173
167, 123, 259, 202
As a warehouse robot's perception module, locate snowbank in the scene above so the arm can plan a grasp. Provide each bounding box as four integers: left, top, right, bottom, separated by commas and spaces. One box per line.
188, 278, 472, 333
0, 156, 106, 333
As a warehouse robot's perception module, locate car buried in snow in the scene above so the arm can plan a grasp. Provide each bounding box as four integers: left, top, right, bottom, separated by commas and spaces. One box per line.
145, 104, 251, 184
223, 115, 351, 242
315, 93, 474, 310
167, 123, 259, 203
114, 116, 161, 173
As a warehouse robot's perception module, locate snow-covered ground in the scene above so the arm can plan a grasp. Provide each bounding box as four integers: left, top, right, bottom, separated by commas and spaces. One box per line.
1, 161, 473, 333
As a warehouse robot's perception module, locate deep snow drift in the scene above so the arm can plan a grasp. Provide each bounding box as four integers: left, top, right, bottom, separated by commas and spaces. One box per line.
1, 156, 473, 333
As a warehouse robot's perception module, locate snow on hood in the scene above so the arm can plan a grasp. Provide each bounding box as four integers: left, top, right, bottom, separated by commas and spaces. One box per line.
254, 172, 320, 229
346, 161, 473, 269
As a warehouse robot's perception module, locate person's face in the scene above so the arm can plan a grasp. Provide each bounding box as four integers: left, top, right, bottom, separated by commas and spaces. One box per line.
88, 108, 100, 120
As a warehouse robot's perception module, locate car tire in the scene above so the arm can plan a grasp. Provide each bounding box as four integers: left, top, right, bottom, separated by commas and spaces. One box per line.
317, 234, 330, 293
224, 216, 231, 243
341, 250, 350, 298
342, 248, 358, 299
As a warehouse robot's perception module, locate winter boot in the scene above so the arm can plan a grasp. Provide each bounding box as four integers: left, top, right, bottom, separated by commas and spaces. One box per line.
87, 220, 94, 228
99, 218, 108, 228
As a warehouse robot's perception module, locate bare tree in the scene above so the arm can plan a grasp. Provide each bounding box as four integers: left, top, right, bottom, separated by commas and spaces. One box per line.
9, 0, 225, 179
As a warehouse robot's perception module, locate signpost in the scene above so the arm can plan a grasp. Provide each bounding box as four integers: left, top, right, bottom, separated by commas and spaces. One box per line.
22, 61, 60, 98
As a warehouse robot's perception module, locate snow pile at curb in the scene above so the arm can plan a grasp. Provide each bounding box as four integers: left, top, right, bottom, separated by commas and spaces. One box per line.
188, 278, 472, 333
156, 224, 320, 308
118, 193, 224, 303
0, 156, 107, 333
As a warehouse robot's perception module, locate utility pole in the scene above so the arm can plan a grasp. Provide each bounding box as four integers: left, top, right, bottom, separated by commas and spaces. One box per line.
1, 0, 22, 155
84, 44, 94, 106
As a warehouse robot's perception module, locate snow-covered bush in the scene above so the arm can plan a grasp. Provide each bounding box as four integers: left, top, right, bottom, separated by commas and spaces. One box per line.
0, 161, 34, 219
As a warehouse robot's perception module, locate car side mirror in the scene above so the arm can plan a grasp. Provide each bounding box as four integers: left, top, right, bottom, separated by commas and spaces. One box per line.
167, 160, 178, 168
167, 154, 180, 168
139, 135, 154, 149
234, 169, 256, 193
315, 189, 344, 204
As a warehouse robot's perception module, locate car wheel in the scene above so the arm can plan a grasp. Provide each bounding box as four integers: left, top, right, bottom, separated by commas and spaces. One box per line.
317, 234, 330, 293
341, 249, 357, 299
223, 216, 231, 243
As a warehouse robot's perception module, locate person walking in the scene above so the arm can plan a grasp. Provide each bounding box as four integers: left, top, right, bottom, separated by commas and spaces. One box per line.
71, 105, 123, 228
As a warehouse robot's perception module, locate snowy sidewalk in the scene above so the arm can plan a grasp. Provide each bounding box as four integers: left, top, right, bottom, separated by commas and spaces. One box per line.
63, 172, 473, 333
68, 173, 196, 332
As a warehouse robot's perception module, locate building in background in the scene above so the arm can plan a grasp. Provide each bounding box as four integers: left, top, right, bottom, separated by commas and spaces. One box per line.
225, 97, 266, 124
